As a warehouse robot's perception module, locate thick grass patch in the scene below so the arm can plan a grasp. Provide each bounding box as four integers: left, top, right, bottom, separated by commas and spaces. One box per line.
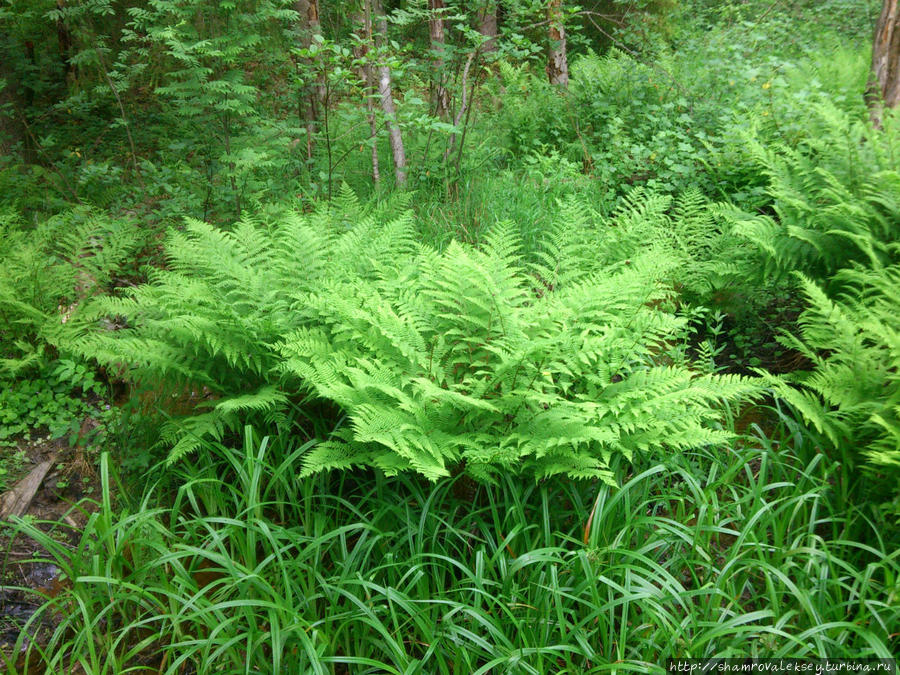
6, 417, 898, 674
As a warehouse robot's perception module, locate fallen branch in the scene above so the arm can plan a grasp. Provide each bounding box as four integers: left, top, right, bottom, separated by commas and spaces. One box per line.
0, 457, 55, 520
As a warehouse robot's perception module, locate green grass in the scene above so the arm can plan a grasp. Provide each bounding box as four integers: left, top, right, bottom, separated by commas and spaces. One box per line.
5, 416, 898, 674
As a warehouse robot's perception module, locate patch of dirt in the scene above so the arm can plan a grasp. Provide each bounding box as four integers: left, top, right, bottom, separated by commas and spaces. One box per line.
0, 433, 104, 668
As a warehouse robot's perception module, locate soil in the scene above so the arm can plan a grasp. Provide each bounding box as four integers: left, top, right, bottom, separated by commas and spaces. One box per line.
0, 433, 103, 669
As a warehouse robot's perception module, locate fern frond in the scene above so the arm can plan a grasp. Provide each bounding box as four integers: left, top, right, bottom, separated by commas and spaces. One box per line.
279, 198, 762, 482
774, 265, 900, 474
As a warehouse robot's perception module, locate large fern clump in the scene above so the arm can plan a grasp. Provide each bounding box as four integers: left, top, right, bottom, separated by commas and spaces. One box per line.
769, 264, 900, 475
725, 105, 900, 284
279, 198, 760, 482
72, 189, 759, 476
70, 190, 416, 460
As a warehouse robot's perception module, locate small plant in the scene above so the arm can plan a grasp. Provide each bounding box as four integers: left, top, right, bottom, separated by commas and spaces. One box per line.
0, 359, 109, 447
0, 448, 26, 492
690, 308, 728, 374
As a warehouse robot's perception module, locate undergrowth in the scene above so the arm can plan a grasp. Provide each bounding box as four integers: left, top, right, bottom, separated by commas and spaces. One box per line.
64, 188, 760, 480
1, 0, 897, 669
6, 419, 898, 674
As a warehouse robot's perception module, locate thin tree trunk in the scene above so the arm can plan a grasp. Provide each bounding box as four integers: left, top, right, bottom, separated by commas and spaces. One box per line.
0, 35, 25, 157
96, 48, 142, 185
546, 0, 569, 88
55, 0, 73, 85
353, 2, 380, 186
443, 50, 477, 163
306, 0, 326, 106
294, 0, 324, 157
23, 40, 36, 110
374, 0, 407, 188
368, 101, 381, 187
869, 0, 900, 127
477, 2, 498, 53
429, 0, 450, 118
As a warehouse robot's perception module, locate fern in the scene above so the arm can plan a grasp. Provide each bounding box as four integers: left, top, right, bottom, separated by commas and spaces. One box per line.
0, 207, 146, 374
279, 203, 761, 482
71, 190, 760, 474
70, 196, 420, 460
537, 190, 751, 305
724, 104, 900, 284
769, 265, 900, 474
670, 188, 754, 298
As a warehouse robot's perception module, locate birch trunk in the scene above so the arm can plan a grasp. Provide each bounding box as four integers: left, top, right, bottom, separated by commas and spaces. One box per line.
546, 0, 569, 89
374, 0, 407, 187
869, 0, 900, 127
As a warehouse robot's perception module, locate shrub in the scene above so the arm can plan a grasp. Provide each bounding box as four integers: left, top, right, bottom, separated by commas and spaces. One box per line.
725, 105, 900, 285
72, 190, 759, 478
767, 265, 900, 485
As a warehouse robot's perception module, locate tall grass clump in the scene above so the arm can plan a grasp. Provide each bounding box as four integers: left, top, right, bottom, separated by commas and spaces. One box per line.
6, 418, 899, 673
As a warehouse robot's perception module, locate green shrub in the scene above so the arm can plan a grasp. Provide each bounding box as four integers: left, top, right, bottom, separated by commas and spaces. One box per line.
725, 105, 900, 284
72, 190, 759, 477
767, 265, 900, 489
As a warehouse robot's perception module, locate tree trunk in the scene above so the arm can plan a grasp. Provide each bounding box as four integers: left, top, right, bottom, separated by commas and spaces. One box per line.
429, 0, 450, 118
546, 0, 568, 89
374, 0, 407, 187
353, 3, 380, 186
477, 2, 498, 53
55, 0, 73, 85
294, 0, 324, 158
869, 0, 900, 127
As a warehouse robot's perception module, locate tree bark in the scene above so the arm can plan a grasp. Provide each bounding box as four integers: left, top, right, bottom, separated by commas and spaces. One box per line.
353, 2, 380, 186
869, 0, 900, 127
546, 0, 569, 88
429, 0, 450, 118
56, 0, 73, 85
294, 0, 324, 158
477, 2, 498, 53
374, 0, 407, 187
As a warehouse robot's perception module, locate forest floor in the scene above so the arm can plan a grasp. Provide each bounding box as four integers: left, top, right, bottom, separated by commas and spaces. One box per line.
0, 437, 103, 668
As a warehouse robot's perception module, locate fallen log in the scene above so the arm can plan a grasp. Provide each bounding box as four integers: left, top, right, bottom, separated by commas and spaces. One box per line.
0, 458, 54, 520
